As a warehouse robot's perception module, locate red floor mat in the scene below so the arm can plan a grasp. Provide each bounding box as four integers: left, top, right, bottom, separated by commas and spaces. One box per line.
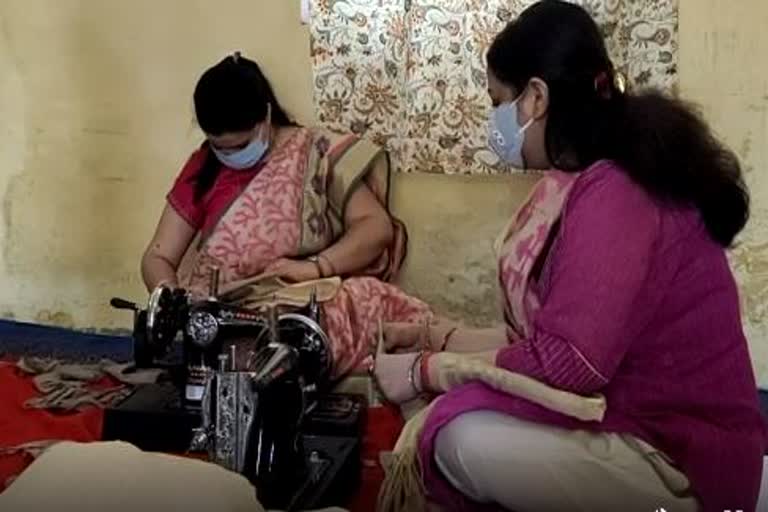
0, 360, 404, 510
0, 361, 106, 489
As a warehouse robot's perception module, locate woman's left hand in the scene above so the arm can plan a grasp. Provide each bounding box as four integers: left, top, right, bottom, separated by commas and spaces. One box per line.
372, 351, 422, 404
264, 258, 320, 283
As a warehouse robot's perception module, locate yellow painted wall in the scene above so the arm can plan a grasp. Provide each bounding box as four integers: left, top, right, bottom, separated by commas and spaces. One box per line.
0, 0, 314, 329
0, 0, 766, 382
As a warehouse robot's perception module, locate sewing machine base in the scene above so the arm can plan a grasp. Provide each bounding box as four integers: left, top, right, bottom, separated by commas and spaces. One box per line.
267, 434, 360, 510
102, 384, 365, 509
102, 381, 200, 453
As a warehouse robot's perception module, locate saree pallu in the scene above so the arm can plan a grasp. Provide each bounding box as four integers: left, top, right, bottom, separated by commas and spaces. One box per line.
178, 127, 431, 378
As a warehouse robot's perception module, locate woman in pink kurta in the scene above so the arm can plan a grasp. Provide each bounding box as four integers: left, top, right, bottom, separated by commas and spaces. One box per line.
373, 2, 767, 511
141, 53, 429, 379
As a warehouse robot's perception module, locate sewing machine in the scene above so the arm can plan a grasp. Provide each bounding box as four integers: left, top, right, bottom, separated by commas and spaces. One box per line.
104, 269, 365, 510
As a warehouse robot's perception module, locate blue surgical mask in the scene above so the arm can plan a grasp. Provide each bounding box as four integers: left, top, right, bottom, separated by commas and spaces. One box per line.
488, 96, 534, 168
212, 135, 269, 170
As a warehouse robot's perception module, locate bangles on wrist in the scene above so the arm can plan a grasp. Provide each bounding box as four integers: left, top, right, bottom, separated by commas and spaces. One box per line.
318, 253, 336, 277
439, 326, 458, 352
409, 350, 436, 398
308, 253, 336, 278
420, 351, 434, 391
408, 351, 423, 398
422, 320, 459, 352
307, 256, 324, 278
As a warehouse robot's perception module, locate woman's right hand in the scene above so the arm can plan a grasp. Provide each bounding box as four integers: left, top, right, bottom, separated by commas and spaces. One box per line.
263, 258, 320, 283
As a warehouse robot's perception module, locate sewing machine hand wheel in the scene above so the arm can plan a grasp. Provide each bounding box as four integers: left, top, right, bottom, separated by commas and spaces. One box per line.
276, 313, 333, 390
145, 284, 184, 359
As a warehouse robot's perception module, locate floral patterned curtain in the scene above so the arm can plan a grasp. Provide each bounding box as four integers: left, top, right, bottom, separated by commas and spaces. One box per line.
310, 0, 679, 174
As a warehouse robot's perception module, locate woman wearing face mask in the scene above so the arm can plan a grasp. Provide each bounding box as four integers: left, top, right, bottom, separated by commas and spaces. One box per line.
141, 53, 430, 379
373, 2, 767, 511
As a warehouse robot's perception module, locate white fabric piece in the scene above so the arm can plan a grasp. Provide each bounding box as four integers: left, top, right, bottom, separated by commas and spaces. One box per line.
757, 456, 768, 512
0, 441, 347, 512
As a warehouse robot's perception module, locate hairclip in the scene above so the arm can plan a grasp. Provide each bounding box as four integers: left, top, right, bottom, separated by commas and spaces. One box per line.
594, 71, 612, 99
613, 71, 627, 95
232, 51, 241, 63
594, 69, 628, 99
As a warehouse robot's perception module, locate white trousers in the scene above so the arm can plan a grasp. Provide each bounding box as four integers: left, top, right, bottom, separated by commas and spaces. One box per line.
434, 410, 700, 512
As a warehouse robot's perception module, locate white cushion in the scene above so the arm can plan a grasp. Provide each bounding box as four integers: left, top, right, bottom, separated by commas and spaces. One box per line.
0, 441, 346, 512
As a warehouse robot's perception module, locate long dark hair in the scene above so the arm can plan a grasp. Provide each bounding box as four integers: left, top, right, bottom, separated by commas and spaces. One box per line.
192, 53, 295, 200
487, 0, 748, 247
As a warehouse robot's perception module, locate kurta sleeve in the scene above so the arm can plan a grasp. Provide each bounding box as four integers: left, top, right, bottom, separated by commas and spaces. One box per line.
496, 166, 661, 394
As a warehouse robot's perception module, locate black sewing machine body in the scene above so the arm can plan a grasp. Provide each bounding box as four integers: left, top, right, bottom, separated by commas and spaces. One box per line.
104, 273, 364, 510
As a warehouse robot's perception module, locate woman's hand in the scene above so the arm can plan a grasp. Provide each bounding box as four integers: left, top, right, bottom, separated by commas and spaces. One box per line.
382, 322, 428, 353
141, 205, 197, 292
382, 319, 462, 353
372, 350, 422, 404
264, 258, 320, 283
372, 323, 426, 403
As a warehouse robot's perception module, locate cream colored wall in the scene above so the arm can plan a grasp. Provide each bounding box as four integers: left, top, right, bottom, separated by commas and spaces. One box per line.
0, 0, 314, 329
0, 0, 766, 382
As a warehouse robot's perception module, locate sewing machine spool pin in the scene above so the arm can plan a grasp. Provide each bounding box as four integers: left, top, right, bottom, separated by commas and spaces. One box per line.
308, 287, 319, 320
267, 306, 279, 345
230, 345, 237, 371
218, 354, 229, 373
208, 266, 220, 300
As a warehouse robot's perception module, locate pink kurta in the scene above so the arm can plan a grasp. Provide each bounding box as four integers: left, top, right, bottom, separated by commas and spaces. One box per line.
419, 161, 768, 512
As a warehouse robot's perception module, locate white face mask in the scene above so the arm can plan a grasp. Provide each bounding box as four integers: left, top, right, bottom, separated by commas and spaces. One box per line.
210, 103, 272, 170
211, 135, 269, 170
487, 93, 534, 168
